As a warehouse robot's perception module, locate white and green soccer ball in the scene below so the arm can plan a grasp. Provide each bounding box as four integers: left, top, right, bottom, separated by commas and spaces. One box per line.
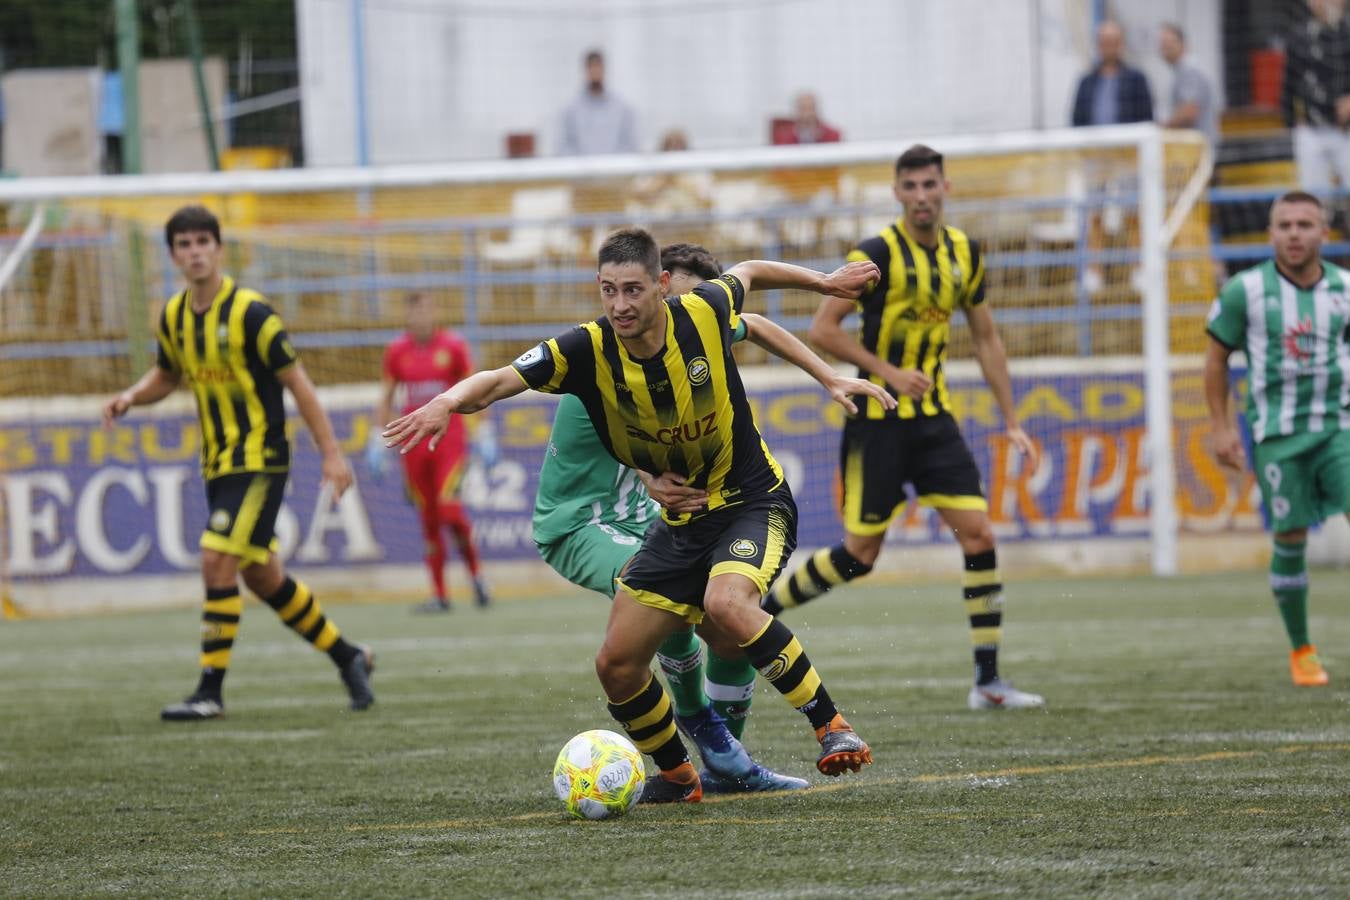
552, 729, 645, 820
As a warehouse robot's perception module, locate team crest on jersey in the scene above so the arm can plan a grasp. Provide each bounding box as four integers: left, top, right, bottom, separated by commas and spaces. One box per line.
687, 356, 711, 385
209, 509, 231, 532
434, 349, 451, 368
1282, 315, 1316, 363
216, 324, 230, 346
729, 538, 757, 558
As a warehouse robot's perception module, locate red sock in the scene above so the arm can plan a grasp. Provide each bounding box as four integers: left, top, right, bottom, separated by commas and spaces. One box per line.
421, 515, 448, 600
441, 503, 481, 577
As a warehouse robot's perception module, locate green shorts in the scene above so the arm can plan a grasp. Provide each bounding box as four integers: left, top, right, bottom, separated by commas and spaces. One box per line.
1252, 429, 1350, 533
536, 522, 645, 599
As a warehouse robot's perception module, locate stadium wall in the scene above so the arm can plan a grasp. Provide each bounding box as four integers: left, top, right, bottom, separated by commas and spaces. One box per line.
3, 359, 1307, 619
297, 0, 1222, 165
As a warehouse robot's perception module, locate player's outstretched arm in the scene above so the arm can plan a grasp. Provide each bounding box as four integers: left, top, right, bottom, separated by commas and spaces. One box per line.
807, 298, 932, 399
102, 366, 181, 428
1203, 336, 1244, 472
279, 361, 354, 500
383, 366, 525, 454
965, 304, 1035, 464
740, 313, 895, 415
725, 259, 879, 298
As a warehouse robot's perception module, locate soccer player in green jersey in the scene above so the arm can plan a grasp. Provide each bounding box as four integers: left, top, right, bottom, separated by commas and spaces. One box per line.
533, 243, 890, 793
387, 228, 882, 802
1205, 190, 1350, 687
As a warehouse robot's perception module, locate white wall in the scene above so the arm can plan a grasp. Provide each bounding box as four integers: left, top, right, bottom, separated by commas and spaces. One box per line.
297, 0, 1224, 166
1, 69, 102, 176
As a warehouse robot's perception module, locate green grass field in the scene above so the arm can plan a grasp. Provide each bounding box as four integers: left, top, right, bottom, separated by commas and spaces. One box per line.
2, 573, 1348, 898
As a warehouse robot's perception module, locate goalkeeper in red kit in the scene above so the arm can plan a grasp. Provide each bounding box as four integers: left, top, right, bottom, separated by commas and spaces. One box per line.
371, 292, 495, 611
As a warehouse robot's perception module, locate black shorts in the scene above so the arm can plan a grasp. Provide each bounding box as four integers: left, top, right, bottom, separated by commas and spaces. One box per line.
200, 471, 287, 566
840, 414, 986, 535
616, 487, 798, 623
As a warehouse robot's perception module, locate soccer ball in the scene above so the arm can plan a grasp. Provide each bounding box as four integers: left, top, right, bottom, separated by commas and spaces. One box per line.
552, 729, 645, 820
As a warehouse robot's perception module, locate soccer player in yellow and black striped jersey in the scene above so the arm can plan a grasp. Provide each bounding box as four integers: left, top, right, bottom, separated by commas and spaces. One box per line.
103, 205, 375, 720
385, 228, 879, 800
765, 144, 1048, 711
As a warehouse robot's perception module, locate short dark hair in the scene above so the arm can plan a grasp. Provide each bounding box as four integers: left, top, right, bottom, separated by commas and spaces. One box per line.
598, 228, 661, 279
164, 205, 221, 247
1276, 190, 1322, 209
660, 243, 722, 281
896, 144, 944, 176
1160, 22, 1185, 44
585, 49, 603, 65
1271, 190, 1325, 221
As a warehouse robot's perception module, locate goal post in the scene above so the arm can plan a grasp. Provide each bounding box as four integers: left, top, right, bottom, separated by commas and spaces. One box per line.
0, 124, 1223, 615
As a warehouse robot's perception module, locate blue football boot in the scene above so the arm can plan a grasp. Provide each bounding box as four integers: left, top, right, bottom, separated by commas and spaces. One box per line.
700, 764, 811, 794
675, 706, 754, 779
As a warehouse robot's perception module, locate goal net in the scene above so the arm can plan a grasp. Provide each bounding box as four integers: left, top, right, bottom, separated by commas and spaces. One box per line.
0, 124, 1233, 616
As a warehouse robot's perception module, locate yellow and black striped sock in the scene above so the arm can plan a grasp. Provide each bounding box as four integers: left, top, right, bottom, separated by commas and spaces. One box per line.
606, 674, 690, 772
762, 542, 872, 615
964, 549, 1003, 685
197, 586, 242, 697
740, 618, 837, 731
262, 577, 359, 668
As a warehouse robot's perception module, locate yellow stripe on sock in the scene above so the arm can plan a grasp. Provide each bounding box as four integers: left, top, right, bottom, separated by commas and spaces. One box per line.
276, 583, 310, 620
787, 565, 816, 599
773, 636, 805, 676
631, 720, 678, 754
200, 648, 232, 669
970, 626, 1002, 647
783, 666, 823, 709
812, 547, 842, 584
624, 690, 672, 734
962, 568, 1001, 589
312, 620, 339, 651
964, 595, 1001, 616
204, 597, 243, 617
294, 598, 324, 636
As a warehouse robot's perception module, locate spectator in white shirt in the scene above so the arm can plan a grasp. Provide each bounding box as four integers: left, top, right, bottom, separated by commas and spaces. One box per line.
559, 49, 637, 156
1159, 22, 1218, 148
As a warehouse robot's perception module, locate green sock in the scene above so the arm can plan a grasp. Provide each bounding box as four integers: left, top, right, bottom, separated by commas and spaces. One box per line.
706, 650, 757, 740
1270, 538, 1310, 649
656, 628, 708, 718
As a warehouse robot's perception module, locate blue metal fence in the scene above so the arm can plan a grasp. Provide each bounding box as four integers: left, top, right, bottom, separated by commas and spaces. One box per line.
0, 185, 1296, 363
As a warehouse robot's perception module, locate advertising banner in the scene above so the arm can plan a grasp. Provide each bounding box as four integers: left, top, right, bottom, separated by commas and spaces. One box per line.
1, 369, 1260, 587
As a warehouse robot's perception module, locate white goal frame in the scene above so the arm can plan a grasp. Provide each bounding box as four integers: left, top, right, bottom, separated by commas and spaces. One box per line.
0, 123, 1211, 577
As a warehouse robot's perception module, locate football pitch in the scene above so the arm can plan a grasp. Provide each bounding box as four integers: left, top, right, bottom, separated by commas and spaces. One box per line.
2, 572, 1347, 898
